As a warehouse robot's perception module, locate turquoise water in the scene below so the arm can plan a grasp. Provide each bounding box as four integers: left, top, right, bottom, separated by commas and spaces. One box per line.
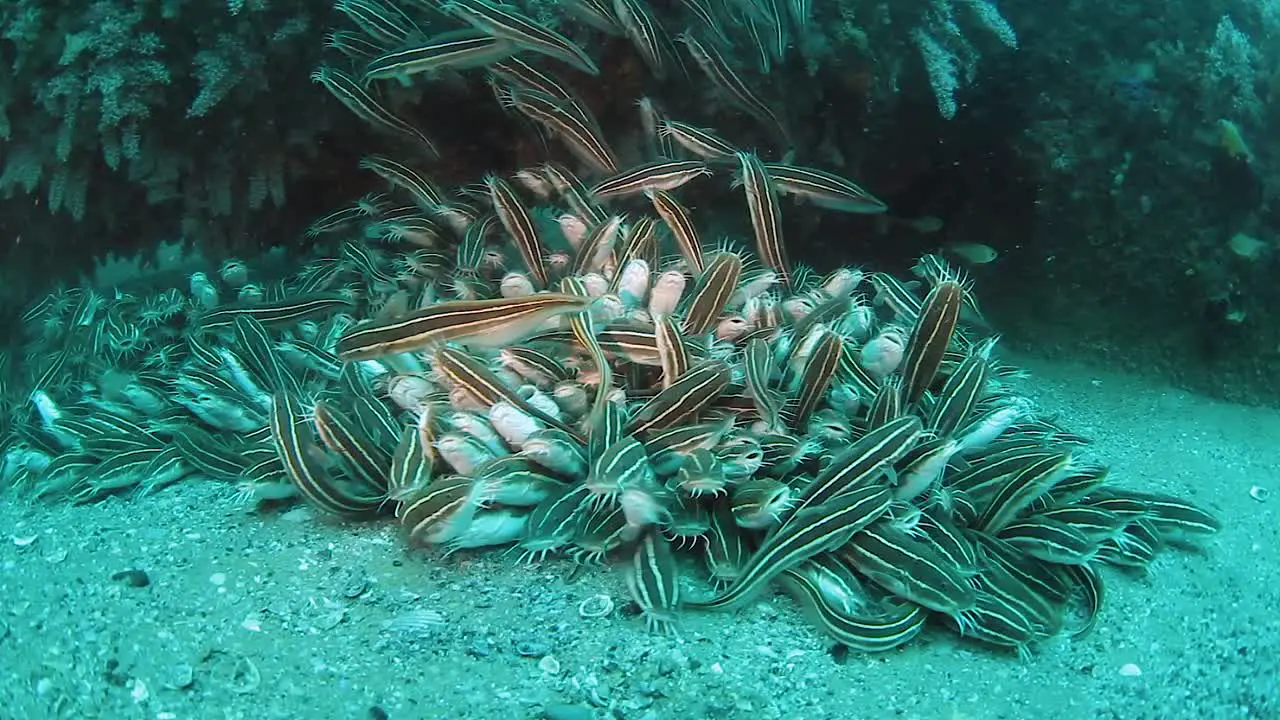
1, 1, 1274, 718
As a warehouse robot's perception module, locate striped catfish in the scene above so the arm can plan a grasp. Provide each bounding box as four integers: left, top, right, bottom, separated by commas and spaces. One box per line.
671, 0, 731, 46
787, 415, 921, 522
743, 338, 783, 430
688, 484, 892, 611
625, 531, 681, 633
973, 450, 1073, 534
626, 360, 732, 435
997, 516, 1098, 565
946, 445, 1057, 496
607, 217, 659, 292
336, 294, 589, 360
1063, 564, 1104, 638
501, 87, 619, 174
780, 556, 927, 653
648, 190, 704, 273
431, 346, 584, 441
866, 376, 904, 428
269, 393, 383, 517
592, 160, 711, 199
195, 293, 354, 334
232, 315, 300, 397
520, 428, 589, 479
570, 213, 625, 276
311, 66, 436, 155
313, 400, 392, 494
401, 475, 483, 545
892, 436, 960, 501
653, 315, 691, 389
540, 163, 608, 224
364, 31, 515, 83
489, 57, 582, 108
388, 425, 432, 509
359, 155, 446, 210
171, 426, 250, 480
588, 323, 662, 365
324, 30, 387, 61
1090, 489, 1220, 541
948, 590, 1039, 659
613, 0, 670, 80
787, 329, 842, 430
736, 151, 791, 290
729, 477, 792, 530
499, 346, 571, 389
442, 0, 600, 75
335, 0, 419, 44
657, 120, 737, 160
677, 32, 789, 145
899, 280, 964, 405
558, 276, 613, 436
457, 214, 496, 275
970, 541, 1069, 638
572, 499, 630, 563
840, 519, 979, 618
642, 416, 734, 475
927, 351, 991, 436
681, 251, 743, 336
704, 498, 749, 585
560, 0, 622, 34
586, 435, 654, 501
674, 446, 728, 496
867, 272, 923, 325
516, 483, 591, 562
486, 174, 548, 288
763, 163, 888, 214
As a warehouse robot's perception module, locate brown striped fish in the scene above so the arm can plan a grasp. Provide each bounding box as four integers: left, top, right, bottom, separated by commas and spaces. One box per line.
486, 174, 547, 288
681, 251, 743, 336
787, 329, 842, 430
269, 393, 383, 517
431, 345, 584, 441
648, 190, 704, 274
627, 360, 732, 435
899, 280, 963, 405
736, 151, 791, 290
336, 294, 589, 360
688, 484, 892, 611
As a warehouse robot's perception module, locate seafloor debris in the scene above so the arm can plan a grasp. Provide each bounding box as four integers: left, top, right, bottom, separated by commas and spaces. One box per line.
0, 0, 1218, 659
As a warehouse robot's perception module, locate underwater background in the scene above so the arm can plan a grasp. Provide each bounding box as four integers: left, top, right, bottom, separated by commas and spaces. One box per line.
0, 0, 1275, 718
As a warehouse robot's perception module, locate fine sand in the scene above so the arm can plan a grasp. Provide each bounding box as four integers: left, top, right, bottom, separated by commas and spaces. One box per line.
1, 353, 1276, 720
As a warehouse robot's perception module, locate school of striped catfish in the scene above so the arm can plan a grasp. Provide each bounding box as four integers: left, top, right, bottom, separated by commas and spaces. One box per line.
0, 0, 1218, 658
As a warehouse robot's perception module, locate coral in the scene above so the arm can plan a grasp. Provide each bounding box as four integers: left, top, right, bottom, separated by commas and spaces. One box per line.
1201, 14, 1263, 121
0, 0, 350, 259
911, 0, 1018, 118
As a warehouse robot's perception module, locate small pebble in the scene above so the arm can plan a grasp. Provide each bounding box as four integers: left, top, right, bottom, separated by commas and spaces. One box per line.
112, 569, 151, 588
538, 654, 561, 675
342, 572, 369, 598
1118, 663, 1142, 677
578, 594, 614, 619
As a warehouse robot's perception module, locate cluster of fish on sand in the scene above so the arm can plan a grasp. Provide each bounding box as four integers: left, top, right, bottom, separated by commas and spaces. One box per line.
0, 0, 1219, 657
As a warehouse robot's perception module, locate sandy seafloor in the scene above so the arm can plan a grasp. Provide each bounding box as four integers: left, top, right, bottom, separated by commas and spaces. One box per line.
1, 353, 1276, 720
